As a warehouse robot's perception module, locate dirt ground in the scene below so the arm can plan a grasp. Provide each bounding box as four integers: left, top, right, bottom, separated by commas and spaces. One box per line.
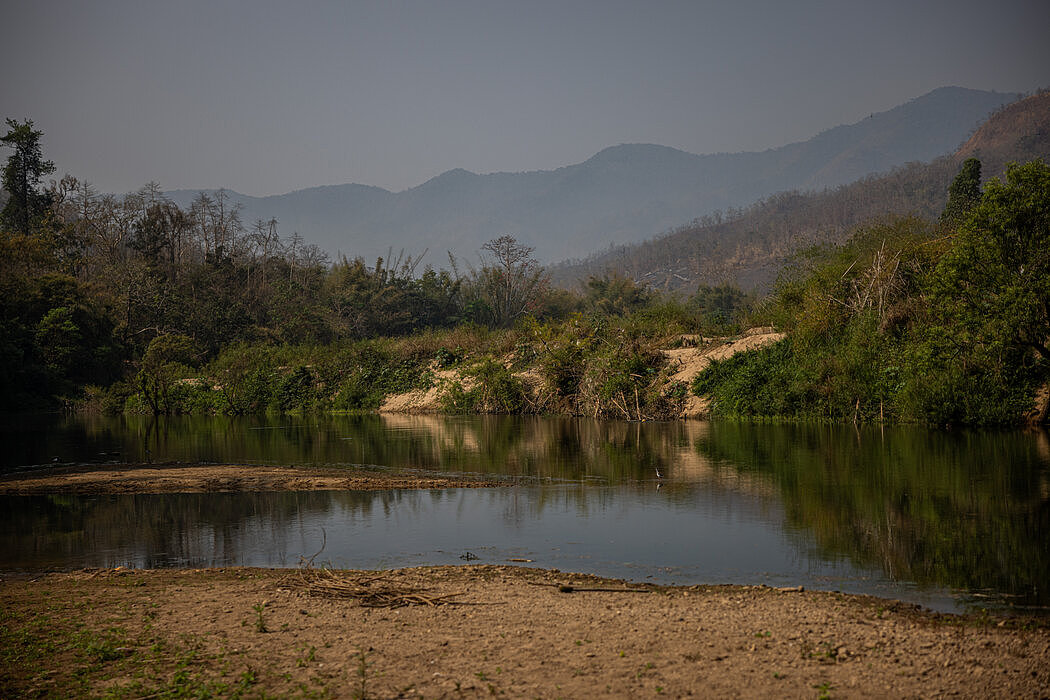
1, 566, 1047, 699
0, 462, 507, 495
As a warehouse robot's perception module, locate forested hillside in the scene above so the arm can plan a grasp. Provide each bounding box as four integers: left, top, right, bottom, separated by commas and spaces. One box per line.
552, 91, 1050, 293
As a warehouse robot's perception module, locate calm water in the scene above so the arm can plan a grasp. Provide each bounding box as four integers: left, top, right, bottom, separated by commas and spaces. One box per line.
2, 413, 1048, 614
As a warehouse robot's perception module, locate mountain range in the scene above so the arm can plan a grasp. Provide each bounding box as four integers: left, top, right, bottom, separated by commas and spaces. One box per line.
550, 90, 1050, 293
166, 86, 1019, 265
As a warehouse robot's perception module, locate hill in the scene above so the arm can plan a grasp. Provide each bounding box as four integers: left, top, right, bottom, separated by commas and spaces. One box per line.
551, 91, 1050, 293
166, 87, 1017, 265
955, 90, 1050, 177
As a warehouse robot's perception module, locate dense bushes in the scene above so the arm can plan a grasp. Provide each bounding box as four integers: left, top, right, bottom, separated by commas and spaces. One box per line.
107, 297, 731, 419
692, 161, 1050, 426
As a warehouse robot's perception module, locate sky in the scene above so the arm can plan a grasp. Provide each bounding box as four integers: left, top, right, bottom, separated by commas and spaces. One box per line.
2, 0, 1048, 197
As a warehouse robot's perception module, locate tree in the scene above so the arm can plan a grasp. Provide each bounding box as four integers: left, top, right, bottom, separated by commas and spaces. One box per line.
692, 283, 749, 326
467, 236, 548, 327
911, 160, 1050, 424
939, 158, 981, 229
584, 273, 652, 316
137, 334, 197, 415
935, 160, 1050, 362
130, 194, 190, 282
1, 118, 55, 235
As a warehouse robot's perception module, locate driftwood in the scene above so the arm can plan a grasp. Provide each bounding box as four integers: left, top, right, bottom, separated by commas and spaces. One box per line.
557, 585, 651, 594
527, 581, 651, 594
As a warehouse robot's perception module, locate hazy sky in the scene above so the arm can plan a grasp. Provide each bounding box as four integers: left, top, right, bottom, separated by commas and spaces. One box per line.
3, 0, 1048, 197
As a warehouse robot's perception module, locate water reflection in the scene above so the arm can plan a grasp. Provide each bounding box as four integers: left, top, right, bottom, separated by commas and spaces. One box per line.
3, 413, 721, 485
1, 486, 961, 610
2, 413, 1048, 612
692, 423, 1050, 610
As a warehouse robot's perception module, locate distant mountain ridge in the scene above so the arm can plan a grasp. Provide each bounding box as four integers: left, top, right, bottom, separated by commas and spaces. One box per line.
550, 91, 1050, 293
166, 86, 1018, 264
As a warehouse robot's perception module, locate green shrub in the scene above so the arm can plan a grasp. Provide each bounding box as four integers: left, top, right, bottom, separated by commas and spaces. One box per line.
439, 358, 527, 414
275, 366, 316, 412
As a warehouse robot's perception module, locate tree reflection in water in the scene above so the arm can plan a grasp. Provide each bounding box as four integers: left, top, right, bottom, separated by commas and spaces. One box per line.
692, 423, 1050, 608
2, 413, 1047, 611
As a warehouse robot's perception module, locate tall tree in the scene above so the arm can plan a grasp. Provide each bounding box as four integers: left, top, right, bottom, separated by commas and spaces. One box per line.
934, 160, 1050, 362
910, 160, 1050, 424
1, 118, 55, 235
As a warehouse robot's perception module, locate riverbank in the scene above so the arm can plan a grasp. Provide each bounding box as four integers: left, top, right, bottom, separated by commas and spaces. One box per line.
0, 462, 506, 495
377, 329, 785, 418
1, 566, 1047, 698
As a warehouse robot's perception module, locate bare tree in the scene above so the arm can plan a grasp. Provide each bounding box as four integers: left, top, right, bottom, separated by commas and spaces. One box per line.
469, 235, 548, 327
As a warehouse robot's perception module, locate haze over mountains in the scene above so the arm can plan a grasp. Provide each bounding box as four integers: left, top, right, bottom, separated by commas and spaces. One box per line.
166, 87, 1018, 265
552, 90, 1050, 293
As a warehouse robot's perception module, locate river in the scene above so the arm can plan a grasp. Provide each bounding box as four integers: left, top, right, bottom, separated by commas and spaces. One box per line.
2, 413, 1048, 614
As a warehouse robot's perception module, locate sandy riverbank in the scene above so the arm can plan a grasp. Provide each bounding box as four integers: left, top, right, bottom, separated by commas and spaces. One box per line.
0, 462, 507, 495
1, 566, 1047, 698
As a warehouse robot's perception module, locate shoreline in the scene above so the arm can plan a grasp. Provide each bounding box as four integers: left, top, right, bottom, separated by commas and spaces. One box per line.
2, 565, 1047, 697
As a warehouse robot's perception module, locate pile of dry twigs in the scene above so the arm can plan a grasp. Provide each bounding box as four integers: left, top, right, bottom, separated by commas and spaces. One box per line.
286, 567, 465, 609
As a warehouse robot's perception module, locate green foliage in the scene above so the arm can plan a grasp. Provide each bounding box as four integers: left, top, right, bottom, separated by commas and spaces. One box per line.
522, 312, 681, 420
440, 358, 527, 414
530, 314, 595, 406
692, 283, 750, 331
327, 254, 415, 337
434, 345, 463, 368
0, 258, 122, 406
4, 119, 1044, 427
772, 216, 941, 337
693, 338, 798, 418
206, 344, 279, 414
939, 157, 982, 229
691, 217, 942, 421
1, 118, 55, 236
694, 178, 1050, 426
694, 323, 902, 421
932, 160, 1050, 361
136, 334, 199, 416
120, 337, 443, 415
583, 330, 676, 420
901, 160, 1050, 424
895, 342, 1036, 426
275, 366, 316, 412
331, 341, 431, 411
584, 273, 652, 316
325, 254, 465, 339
